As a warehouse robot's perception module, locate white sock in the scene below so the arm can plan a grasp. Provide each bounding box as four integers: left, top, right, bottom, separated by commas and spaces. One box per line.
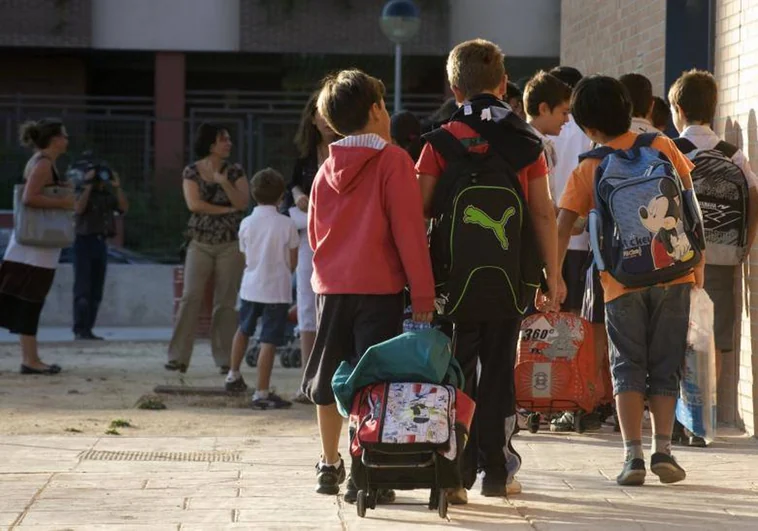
253, 389, 269, 400
225, 370, 241, 383
320, 457, 342, 468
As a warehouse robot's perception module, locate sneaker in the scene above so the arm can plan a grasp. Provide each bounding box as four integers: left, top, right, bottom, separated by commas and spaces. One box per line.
689, 436, 707, 448
650, 453, 686, 484
315, 458, 346, 495
224, 375, 248, 393
506, 478, 523, 496
549, 411, 574, 432
219, 365, 230, 375
616, 458, 646, 486
445, 487, 468, 505
671, 420, 687, 445
251, 392, 292, 410
579, 412, 602, 431
343, 477, 396, 504
292, 390, 312, 405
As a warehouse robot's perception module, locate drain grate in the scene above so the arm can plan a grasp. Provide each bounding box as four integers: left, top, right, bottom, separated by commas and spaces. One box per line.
81, 450, 241, 462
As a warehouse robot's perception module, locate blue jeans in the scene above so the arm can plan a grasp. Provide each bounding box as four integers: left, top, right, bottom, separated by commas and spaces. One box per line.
605, 284, 691, 397
73, 234, 108, 335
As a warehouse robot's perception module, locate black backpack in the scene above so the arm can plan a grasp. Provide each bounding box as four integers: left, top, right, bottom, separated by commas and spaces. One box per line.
673, 137, 749, 265
423, 100, 544, 322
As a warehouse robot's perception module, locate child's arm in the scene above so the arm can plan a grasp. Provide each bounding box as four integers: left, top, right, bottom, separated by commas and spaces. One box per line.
557, 208, 580, 268
386, 156, 436, 320
308, 179, 318, 252
418, 174, 437, 219
527, 174, 563, 310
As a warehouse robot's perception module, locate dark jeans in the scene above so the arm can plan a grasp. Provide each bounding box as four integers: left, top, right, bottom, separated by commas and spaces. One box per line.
453, 318, 522, 489
73, 234, 108, 335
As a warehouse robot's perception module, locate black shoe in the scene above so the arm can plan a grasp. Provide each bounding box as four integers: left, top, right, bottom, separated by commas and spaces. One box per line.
672, 420, 688, 445
219, 366, 230, 375
689, 435, 707, 448
343, 476, 396, 504
580, 412, 603, 431
20, 364, 61, 375
650, 453, 686, 484
224, 376, 248, 393
251, 392, 292, 410
75, 331, 103, 341
164, 360, 187, 373
481, 474, 508, 497
616, 458, 646, 486
549, 411, 575, 432
315, 457, 346, 495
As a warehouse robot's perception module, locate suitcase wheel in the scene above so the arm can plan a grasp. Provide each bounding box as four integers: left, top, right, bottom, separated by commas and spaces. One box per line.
574, 411, 586, 434
245, 345, 259, 367
357, 490, 367, 518
437, 489, 448, 519
527, 413, 540, 434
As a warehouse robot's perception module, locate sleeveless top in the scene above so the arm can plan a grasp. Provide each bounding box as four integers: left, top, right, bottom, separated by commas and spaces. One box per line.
3, 153, 63, 269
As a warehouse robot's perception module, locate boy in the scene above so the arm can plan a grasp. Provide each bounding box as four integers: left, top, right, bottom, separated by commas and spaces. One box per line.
652, 96, 672, 133
302, 69, 435, 498
523, 70, 572, 201
417, 39, 561, 502
619, 73, 657, 134
669, 69, 758, 445
557, 75, 703, 486
506, 81, 527, 120
225, 168, 299, 410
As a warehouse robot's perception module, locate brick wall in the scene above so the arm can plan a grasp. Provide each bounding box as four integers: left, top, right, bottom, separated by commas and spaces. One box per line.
715, 0, 758, 436
239, 0, 449, 55
0, 0, 91, 48
560, 0, 667, 94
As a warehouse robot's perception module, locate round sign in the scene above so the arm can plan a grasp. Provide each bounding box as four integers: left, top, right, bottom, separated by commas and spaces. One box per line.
380, 0, 421, 43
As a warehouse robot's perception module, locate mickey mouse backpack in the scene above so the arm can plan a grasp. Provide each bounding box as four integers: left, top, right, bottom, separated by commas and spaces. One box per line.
586, 133, 705, 288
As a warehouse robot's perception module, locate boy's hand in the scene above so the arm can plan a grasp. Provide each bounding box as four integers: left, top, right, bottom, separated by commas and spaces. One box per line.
412, 312, 434, 324
694, 260, 705, 289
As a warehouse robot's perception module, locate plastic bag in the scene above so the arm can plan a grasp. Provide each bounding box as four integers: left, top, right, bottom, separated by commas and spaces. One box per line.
676, 288, 717, 444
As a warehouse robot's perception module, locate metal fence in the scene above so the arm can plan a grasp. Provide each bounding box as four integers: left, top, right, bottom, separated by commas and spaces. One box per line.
0, 91, 447, 262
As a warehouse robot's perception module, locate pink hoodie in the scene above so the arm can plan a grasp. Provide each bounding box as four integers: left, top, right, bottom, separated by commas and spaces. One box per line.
308, 134, 435, 313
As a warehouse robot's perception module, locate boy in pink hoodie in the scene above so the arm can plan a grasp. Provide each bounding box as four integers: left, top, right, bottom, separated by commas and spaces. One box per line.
301, 69, 435, 499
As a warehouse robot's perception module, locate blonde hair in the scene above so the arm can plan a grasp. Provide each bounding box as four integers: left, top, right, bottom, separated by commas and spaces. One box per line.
446, 39, 506, 100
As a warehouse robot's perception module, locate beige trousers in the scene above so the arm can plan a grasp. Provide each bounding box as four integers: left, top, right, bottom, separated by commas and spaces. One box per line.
168, 240, 244, 367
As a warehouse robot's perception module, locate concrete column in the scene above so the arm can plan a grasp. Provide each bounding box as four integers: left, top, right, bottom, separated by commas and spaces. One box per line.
154, 52, 186, 184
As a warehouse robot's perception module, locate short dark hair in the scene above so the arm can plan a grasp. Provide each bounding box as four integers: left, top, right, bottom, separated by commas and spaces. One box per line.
549, 66, 583, 89
572, 75, 632, 137
505, 81, 523, 103
317, 69, 385, 136
391, 111, 422, 161
194, 123, 228, 159
651, 96, 672, 131
250, 167, 286, 205
523, 71, 572, 118
619, 73, 653, 118
19, 118, 65, 149
668, 69, 718, 124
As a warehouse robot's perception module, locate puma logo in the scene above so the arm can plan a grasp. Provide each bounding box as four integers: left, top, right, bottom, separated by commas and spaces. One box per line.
463, 205, 516, 250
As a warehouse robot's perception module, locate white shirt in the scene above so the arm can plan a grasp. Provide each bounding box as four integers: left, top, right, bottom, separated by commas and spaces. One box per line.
630, 117, 657, 134
679, 124, 758, 189
548, 115, 593, 250
238, 205, 299, 304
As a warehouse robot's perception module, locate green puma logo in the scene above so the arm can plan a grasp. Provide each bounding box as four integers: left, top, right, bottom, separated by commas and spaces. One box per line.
463, 205, 516, 250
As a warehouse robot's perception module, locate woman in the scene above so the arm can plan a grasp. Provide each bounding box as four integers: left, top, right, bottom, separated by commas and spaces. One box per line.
0, 119, 74, 374
290, 92, 338, 404
166, 123, 250, 373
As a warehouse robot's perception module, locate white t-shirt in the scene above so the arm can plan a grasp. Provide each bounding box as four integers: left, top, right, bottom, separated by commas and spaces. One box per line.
238, 205, 299, 304
548, 115, 593, 250
630, 117, 657, 134
679, 124, 758, 189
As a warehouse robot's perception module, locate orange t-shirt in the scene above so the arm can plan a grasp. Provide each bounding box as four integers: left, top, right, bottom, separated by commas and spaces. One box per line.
415, 121, 549, 204
558, 131, 696, 303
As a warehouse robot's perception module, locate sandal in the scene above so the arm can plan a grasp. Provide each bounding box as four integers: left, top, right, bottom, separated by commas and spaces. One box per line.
20, 364, 62, 375
164, 360, 188, 373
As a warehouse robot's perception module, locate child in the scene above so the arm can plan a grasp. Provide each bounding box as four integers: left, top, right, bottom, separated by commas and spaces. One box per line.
652, 96, 672, 133
225, 168, 299, 410
506, 81, 526, 120
669, 69, 758, 446
390, 110, 423, 162
523, 70, 572, 197
417, 39, 561, 502
619, 73, 657, 134
301, 69, 435, 499
557, 75, 703, 486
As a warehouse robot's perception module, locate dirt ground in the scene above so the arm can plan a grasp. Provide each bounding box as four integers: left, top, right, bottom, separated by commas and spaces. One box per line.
0, 340, 319, 437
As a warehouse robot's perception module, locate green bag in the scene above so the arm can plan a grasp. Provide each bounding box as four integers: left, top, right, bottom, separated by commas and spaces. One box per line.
331, 328, 464, 417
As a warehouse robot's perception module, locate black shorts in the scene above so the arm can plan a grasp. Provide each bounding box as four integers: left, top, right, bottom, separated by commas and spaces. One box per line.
301, 293, 404, 406
239, 300, 289, 346
562, 250, 591, 312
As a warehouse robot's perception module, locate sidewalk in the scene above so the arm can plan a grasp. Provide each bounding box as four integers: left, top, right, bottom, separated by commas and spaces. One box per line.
2, 430, 758, 530
0, 327, 173, 344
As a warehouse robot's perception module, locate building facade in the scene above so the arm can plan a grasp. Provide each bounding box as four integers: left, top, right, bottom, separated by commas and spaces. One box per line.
561, 0, 758, 436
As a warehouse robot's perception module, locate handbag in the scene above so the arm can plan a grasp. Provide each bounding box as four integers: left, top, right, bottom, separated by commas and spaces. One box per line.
13, 183, 75, 248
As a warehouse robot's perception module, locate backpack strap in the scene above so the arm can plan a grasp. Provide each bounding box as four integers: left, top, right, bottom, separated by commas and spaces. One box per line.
632, 132, 659, 149
673, 137, 698, 155
421, 127, 468, 165
713, 140, 739, 159
578, 146, 615, 162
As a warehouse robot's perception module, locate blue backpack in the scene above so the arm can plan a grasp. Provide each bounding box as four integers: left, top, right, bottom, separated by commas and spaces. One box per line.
585, 133, 705, 288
